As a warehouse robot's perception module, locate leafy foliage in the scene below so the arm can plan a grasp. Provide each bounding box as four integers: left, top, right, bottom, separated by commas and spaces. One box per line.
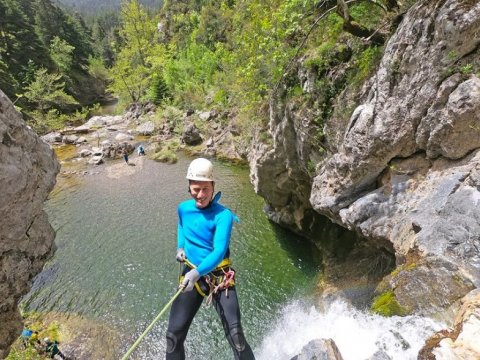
1, 0, 399, 139
0, 0, 108, 126
107, 0, 166, 103
57, 0, 163, 15
23, 68, 78, 111
49, 36, 75, 74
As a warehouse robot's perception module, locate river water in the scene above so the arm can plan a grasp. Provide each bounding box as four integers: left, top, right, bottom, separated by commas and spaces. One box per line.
22, 153, 444, 359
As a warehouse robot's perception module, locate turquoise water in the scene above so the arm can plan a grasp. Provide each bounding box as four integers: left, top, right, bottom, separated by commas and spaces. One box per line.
23, 155, 322, 359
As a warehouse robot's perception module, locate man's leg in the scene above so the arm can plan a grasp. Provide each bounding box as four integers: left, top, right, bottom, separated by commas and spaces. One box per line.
166, 290, 203, 360
213, 287, 255, 360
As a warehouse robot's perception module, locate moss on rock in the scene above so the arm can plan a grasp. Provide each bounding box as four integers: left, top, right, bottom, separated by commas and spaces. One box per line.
371, 290, 408, 317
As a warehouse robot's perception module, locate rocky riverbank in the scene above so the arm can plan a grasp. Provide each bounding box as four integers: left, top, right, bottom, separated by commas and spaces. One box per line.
41, 103, 247, 177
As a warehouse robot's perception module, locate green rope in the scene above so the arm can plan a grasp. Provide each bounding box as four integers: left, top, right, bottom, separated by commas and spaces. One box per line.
121, 287, 183, 360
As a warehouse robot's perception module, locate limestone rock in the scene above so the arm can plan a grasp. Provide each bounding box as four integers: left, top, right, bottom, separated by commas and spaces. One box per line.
72, 125, 91, 134
88, 155, 104, 165
199, 110, 214, 121
135, 121, 155, 136
114, 132, 133, 142
84, 115, 124, 128
41, 132, 63, 143
314, 0, 480, 318
63, 134, 79, 144
0, 90, 59, 357
249, 1, 480, 354
419, 289, 480, 359
290, 338, 344, 360
79, 149, 92, 157
182, 122, 202, 145
249, 100, 324, 237
76, 136, 87, 144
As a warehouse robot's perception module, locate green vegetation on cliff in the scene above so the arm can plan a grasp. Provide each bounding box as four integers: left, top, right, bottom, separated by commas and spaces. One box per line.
1, 0, 408, 137
105, 0, 405, 144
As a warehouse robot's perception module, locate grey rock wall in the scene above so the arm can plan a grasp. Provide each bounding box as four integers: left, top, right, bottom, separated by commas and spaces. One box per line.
310, 0, 480, 314
250, 0, 480, 322
0, 90, 59, 357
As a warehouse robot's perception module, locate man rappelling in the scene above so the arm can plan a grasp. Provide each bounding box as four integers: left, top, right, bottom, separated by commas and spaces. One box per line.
165, 158, 256, 360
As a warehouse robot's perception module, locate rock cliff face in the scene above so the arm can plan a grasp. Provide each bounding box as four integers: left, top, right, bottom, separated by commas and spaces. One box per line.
0, 90, 59, 357
250, 0, 480, 345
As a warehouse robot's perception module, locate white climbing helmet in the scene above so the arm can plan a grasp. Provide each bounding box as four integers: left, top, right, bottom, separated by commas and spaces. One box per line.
186, 158, 214, 182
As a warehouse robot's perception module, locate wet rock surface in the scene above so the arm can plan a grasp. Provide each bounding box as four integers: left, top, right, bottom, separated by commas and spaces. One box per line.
290, 338, 344, 360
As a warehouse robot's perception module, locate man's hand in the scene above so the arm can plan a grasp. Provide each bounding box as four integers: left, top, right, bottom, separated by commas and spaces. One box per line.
176, 248, 185, 262
181, 269, 200, 292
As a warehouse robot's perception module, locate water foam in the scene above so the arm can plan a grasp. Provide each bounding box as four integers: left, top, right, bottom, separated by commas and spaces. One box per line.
255, 298, 445, 360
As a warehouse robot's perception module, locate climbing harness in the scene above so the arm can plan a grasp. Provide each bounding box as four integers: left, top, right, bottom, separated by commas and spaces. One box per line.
182, 258, 236, 305
121, 258, 235, 359
205, 266, 236, 305
120, 287, 183, 360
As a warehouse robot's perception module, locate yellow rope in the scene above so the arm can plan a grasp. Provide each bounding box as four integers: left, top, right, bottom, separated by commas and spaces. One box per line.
120, 287, 183, 360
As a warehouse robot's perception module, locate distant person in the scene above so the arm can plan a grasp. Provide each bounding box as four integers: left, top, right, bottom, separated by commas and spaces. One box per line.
44, 337, 67, 359
165, 158, 255, 359
21, 329, 33, 348
122, 149, 129, 164
137, 145, 145, 156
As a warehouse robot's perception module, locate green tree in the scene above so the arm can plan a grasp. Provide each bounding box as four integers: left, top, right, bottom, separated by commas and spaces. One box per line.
0, 0, 52, 99
147, 72, 168, 104
108, 0, 165, 103
49, 36, 75, 74
90, 11, 119, 66
23, 67, 78, 112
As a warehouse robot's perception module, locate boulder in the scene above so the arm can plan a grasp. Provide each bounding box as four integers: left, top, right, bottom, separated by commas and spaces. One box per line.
290, 339, 344, 360
419, 289, 480, 359
79, 149, 92, 157
63, 135, 78, 144
0, 89, 59, 357
41, 132, 63, 143
88, 155, 103, 165
84, 115, 124, 128
72, 125, 91, 134
182, 123, 202, 145
199, 111, 213, 121
114, 133, 133, 142
135, 121, 155, 136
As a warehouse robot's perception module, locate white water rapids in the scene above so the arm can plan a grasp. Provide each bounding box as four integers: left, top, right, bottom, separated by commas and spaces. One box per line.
256, 298, 445, 360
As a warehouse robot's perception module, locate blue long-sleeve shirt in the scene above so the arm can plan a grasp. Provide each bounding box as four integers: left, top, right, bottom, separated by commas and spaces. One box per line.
177, 192, 237, 276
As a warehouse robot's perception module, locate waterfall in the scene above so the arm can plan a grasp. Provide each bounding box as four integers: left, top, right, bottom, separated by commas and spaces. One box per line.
256, 298, 445, 360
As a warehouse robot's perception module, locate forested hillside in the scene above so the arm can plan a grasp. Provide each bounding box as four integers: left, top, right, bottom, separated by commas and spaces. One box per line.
0, 0, 113, 133
109, 0, 405, 143
1, 0, 411, 139
56, 0, 163, 15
